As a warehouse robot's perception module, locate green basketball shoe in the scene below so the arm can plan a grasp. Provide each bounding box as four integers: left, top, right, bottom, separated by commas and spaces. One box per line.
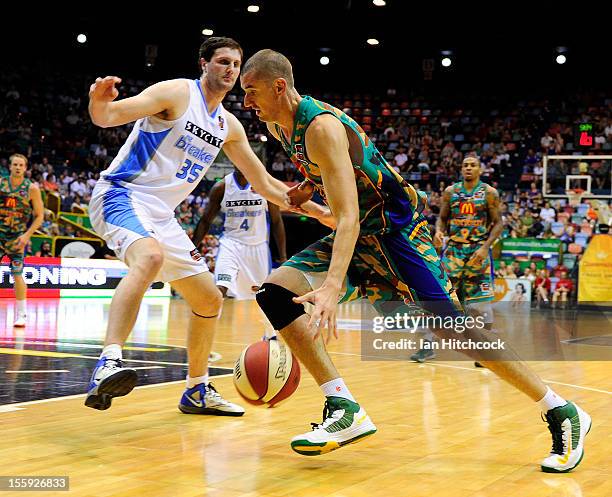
290, 397, 377, 456
410, 348, 436, 363
541, 401, 591, 473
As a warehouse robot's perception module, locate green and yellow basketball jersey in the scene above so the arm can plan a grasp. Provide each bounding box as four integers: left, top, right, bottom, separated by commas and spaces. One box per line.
0, 177, 32, 239
275, 96, 426, 235
448, 180, 490, 244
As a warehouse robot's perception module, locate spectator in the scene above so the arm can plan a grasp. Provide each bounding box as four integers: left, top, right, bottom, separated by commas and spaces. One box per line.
35, 241, 53, 257
552, 270, 574, 308
393, 146, 408, 171
540, 201, 556, 224
42, 173, 59, 193
527, 210, 545, 237
540, 132, 554, 150
70, 177, 87, 198
534, 269, 551, 307
523, 267, 537, 284
495, 260, 507, 278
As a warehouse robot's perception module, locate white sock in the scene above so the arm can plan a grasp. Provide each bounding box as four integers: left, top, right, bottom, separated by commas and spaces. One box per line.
16, 299, 26, 314
320, 378, 356, 402
538, 387, 567, 413
100, 344, 122, 361
187, 374, 208, 389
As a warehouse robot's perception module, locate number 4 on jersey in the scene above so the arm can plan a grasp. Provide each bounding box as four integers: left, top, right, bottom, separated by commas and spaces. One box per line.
240, 219, 249, 231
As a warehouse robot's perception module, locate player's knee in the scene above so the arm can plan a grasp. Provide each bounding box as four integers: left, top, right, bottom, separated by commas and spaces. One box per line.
134, 251, 164, 278
193, 287, 223, 317
217, 285, 228, 298
256, 282, 306, 331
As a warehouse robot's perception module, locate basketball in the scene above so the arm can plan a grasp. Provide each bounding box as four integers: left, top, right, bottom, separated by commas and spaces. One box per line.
233, 340, 301, 407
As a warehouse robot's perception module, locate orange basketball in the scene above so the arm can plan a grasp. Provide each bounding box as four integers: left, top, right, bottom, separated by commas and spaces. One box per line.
233, 339, 300, 407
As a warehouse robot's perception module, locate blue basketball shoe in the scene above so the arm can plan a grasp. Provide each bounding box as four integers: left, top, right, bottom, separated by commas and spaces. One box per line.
179, 383, 245, 416
84, 357, 138, 410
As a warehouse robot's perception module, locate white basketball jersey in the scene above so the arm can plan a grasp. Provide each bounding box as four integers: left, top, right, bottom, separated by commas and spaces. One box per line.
220, 173, 269, 245
98, 79, 228, 218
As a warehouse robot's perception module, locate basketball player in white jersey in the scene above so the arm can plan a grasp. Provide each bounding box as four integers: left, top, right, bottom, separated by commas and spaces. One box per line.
193, 167, 286, 300
85, 37, 332, 414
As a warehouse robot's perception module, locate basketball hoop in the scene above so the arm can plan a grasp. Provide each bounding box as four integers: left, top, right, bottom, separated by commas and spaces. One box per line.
566, 188, 585, 207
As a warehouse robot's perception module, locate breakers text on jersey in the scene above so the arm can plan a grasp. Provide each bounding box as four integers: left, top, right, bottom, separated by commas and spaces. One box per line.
175, 135, 216, 164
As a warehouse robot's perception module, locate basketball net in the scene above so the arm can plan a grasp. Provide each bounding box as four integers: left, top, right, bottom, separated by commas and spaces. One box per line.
565, 188, 585, 207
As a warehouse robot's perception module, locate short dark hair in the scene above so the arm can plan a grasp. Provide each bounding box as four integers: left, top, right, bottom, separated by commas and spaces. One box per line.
198, 37, 243, 72
242, 49, 295, 88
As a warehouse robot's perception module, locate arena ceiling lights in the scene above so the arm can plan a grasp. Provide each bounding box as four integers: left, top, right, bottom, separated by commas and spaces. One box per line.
441, 50, 453, 68
555, 46, 568, 65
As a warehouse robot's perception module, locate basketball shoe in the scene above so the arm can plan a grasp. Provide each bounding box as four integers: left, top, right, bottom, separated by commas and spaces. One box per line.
410, 348, 436, 363
84, 357, 138, 410
179, 383, 245, 416
290, 396, 377, 456
541, 401, 591, 473
13, 312, 27, 327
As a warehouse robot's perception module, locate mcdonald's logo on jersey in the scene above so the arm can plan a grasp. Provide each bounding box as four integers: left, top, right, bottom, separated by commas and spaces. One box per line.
459, 202, 474, 215
5, 197, 16, 208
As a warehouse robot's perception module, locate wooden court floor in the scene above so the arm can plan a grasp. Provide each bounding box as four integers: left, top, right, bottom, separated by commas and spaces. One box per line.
1, 297, 611, 497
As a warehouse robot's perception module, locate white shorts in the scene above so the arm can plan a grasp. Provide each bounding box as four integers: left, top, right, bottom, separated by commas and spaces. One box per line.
89, 184, 207, 283
214, 237, 271, 300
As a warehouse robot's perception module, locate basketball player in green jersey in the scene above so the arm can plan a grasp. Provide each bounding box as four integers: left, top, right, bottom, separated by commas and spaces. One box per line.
0, 154, 45, 327
240, 49, 590, 473
411, 156, 501, 364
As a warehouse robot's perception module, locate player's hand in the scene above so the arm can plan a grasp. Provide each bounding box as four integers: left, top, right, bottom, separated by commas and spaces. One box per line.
89, 76, 122, 102
433, 231, 445, 249
285, 180, 315, 208
293, 281, 340, 343
468, 246, 489, 267
14, 234, 30, 251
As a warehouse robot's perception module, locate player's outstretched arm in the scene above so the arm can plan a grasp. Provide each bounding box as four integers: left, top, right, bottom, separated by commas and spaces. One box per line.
223, 113, 330, 226
268, 203, 288, 262
192, 180, 225, 247
223, 113, 293, 206
88, 77, 187, 128
293, 115, 360, 341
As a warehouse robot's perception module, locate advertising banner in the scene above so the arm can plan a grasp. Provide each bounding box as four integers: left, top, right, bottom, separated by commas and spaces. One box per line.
578, 234, 612, 304
493, 277, 532, 302
501, 238, 562, 258
0, 257, 170, 298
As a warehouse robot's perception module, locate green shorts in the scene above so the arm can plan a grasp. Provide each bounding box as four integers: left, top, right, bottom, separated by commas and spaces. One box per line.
0, 236, 25, 275
284, 218, 462, 317
442, 242, 493, 303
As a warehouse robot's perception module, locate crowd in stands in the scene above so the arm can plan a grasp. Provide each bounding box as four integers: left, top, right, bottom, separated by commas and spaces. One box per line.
2, 69, 611, 304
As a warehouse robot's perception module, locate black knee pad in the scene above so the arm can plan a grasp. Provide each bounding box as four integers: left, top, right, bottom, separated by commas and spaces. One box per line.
256, 283, 306, 330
